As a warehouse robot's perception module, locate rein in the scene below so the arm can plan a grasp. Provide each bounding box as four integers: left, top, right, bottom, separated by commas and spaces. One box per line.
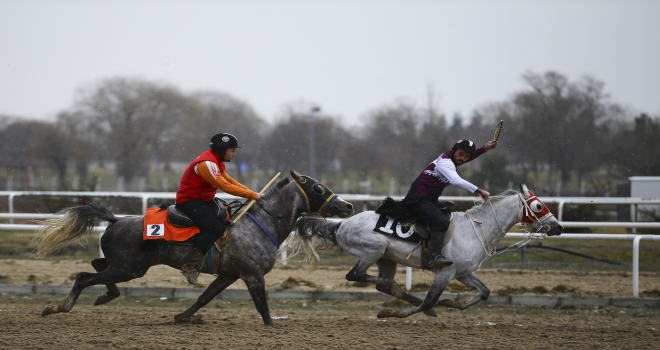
246, 212, 281, 248
239, 177, 338, 249
466, 194, 549, 257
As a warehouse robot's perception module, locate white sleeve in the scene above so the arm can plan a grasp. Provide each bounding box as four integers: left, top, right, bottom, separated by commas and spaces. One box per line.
433, 157, 478, 193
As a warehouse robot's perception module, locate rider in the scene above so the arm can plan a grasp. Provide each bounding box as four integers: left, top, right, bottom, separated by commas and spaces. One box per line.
175, 133, 262, 285
403, 139, 498, 270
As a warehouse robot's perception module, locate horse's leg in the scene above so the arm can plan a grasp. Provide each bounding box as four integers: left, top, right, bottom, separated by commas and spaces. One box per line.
347, 256, 404, 298
374, 259, 437, 317
174, 275, 238, 323
437, 272, 490, 310
377, 267, 454, 318
89, 258, 121, 306
41, 264, 150, 316
243, 274, 273, 326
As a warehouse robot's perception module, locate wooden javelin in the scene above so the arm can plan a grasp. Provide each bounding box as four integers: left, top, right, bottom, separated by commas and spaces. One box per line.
230, 172, 281, 225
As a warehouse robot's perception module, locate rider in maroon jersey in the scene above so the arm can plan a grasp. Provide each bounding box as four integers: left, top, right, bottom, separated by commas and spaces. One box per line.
403, 139, 498, 269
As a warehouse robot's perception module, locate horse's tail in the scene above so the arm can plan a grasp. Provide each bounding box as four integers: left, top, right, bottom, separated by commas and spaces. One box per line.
33, 203, 118, 257
279, 217, 342, 271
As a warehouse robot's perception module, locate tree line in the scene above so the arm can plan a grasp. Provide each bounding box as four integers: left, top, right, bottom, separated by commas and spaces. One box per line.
1, 71, 658, 195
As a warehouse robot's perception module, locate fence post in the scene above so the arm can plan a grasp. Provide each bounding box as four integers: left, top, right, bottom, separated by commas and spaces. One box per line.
632, 235, 643, 296
405, 266, 412, 291
8, 193, 15, 224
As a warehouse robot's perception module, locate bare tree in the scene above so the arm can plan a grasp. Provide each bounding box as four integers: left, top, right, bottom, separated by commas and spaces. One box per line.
261, 107, 352, 176
27, 122, 72, 189
172, 91, 265, 162
73, 77, 188, 190
612, 113, 660, 176
357, 100, 449, 185
507, 71, 610, 192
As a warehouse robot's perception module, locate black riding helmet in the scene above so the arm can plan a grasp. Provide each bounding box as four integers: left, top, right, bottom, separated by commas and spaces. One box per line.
451, 139, 476, 155
210, 133, 240, 158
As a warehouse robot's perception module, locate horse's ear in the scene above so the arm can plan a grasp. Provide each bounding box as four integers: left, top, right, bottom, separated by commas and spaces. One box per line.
290, 170, 303, 182
520, 184, 530, 199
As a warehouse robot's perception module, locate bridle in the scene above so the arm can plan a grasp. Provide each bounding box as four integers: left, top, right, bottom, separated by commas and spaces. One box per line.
467, 191, 554, 257
290, 177, 337, 217
242, 176, 338, 248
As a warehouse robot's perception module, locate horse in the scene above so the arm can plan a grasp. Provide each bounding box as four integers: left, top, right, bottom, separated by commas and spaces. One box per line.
284, 184, 563, 318
33, 170, 354, 325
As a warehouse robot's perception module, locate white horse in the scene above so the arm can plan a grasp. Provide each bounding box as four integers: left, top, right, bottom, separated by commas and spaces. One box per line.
284, 184, 563, 318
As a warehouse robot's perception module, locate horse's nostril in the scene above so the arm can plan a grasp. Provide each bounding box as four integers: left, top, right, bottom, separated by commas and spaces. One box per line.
346, 204, 353, 211
556, 224, 564, 232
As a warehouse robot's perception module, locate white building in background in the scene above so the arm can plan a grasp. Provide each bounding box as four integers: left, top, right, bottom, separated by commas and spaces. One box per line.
629, 176, 660, 222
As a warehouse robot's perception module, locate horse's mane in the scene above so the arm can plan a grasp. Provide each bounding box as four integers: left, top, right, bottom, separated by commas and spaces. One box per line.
262, 177, 290, 200
466, 189, 519, 214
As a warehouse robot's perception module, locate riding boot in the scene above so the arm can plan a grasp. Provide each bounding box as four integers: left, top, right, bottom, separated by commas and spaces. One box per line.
180, 248, 205, 285
428, 229, 453, 269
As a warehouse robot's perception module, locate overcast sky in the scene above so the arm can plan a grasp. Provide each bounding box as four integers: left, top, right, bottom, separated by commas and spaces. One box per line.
1, 0, 658, 126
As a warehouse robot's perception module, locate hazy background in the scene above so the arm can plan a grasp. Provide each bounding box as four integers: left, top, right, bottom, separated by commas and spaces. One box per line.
2, 0, 659, 124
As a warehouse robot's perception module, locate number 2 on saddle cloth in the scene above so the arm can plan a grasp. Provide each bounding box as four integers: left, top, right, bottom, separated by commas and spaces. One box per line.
143, 207, 200, 241
143, 204, 231, 243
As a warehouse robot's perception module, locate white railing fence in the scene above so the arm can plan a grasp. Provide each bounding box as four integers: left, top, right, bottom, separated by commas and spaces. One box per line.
2, 190, 660, 222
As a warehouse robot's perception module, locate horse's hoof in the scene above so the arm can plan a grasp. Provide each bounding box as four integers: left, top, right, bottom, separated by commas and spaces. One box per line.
94, 295, 111, 306
377, 309, 393, 318
174, 313, 190, 323
41, 305, 58, 316
423, 308, 438, 317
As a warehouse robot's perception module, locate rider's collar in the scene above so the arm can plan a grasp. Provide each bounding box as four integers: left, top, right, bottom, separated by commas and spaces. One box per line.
290, 176, 336, 215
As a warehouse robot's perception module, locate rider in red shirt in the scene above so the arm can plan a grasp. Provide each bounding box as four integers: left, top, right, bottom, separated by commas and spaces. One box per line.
176, 133, 262, 285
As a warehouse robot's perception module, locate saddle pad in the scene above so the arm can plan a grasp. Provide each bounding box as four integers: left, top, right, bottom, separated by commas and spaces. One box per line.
143, 207, 200, 242
373, 212, 455, 245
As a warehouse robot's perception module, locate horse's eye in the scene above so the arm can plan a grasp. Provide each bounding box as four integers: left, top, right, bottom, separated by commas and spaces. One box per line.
530, 200, 543, 213
312, 183, 326, 195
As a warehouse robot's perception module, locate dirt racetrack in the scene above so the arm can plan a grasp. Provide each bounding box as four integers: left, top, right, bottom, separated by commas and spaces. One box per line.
2, 259, 660, 297
1, 294, 659, 350
2, 259, 660, 349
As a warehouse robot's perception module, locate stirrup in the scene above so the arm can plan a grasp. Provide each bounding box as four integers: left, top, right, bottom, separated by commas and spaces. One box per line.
428, 255, 454, 270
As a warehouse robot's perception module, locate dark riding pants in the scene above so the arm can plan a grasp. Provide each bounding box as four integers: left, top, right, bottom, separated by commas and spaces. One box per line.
175, 200, 224, 254
403, 197, 450, 248
403, 198, 450, 231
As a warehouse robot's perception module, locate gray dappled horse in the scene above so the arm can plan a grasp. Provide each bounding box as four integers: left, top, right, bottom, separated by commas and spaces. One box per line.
34, 170, 353, 325
285, 185, 563, 318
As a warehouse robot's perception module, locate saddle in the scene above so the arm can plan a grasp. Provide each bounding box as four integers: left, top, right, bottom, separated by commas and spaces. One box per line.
375, 197, 454, 223
143, 198, 231, 242
167, 198, 230, 228
372, 197, 455, 243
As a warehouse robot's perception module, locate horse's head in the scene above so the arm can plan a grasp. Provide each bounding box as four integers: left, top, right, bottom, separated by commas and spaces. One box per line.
290, 170, 354, 218
519, 184, 563, 236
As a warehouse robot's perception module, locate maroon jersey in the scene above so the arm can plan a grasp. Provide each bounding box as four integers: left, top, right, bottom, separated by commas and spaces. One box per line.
406, 147, 487, 201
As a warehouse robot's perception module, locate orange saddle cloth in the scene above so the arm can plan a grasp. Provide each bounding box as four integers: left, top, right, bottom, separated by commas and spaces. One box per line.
142, 207, 199, 242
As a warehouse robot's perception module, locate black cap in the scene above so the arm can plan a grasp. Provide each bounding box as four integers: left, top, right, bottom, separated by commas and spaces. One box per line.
210, 133, 239, 150
451, 139, 476, 154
